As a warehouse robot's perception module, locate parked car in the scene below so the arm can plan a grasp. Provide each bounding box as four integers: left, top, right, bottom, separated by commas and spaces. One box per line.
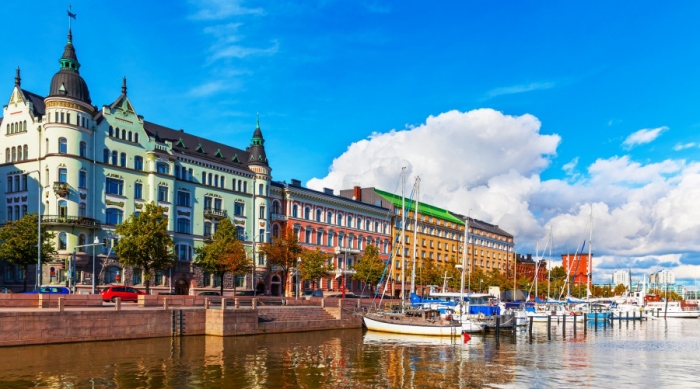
235, 290, 256, 296
158, 291, 177, 295
0, 287, 12, 294
100, 286, 146, 302
302, 289, 324, 298
199, 291, 221, 296
23, 286, 70, 294
326, 292, 360, 299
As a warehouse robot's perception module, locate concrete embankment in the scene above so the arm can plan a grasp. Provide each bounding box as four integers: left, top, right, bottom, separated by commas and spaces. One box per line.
0, 295, 364, 347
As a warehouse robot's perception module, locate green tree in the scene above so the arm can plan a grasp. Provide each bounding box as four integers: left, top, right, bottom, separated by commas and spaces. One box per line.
258, 227, 303, 296
195, 218, 250, 295
613, 283, 627, 296
298, 247, 333, 294
0, 213, 56, 291
350, 244, 383, 296
114, 202, 175, 295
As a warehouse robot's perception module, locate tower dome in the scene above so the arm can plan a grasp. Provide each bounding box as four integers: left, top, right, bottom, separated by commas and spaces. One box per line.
48, 29, 91, 104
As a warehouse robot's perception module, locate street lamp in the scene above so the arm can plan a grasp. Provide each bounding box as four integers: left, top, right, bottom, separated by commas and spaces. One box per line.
296, 257, 301, 300
251, 231, 270, 296
73, 237, 103, 294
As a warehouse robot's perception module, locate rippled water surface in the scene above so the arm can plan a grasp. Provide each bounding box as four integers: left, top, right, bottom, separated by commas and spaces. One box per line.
1, 318, 699, 388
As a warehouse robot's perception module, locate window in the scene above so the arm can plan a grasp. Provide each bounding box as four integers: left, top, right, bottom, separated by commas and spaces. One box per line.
243, 182, 247, 193
134, 156, 143, 171
106, 209, 123, 225
6, 207, 11, 221
327, 233, 333, 247
58, 138, 67, 154
79, 170, 87, 188
106, 178, 123, 196
304, 207, 310, 220
78, 234, 86, 250
234, 202, 244, 216
203, 272, 211, 287
305, 229, 311, 243
204, 196, 212, 210
214, 175, 218, 187
155, 271, 163, 286
156, 162, 169, 174
23, 145, 27, 160
133, 269, 142, 285
316, 209, 322, 222
258, 183, 263, 195
337, 213, 343, 226
122, 129, 126, 139
58, 232, 67, 250
259, 205, 265, 219
58, 168, 67, 183
79, 203, 86, 217
177, 218, 190, 234
292, 204, 299, 218
214, 198, 222, 211
158, 186, 169, 202
134, 133, 139, 143
327, 211, 333, 224
21, 205, 27, 218
317, 231, 323, 245
177, 191, 190, 207
103, 149, 110, 163
79, 141, 86, 157
236, 226, 245, 240
120, 153, 127, 167
128, 131, 133, 142
204, 222, 213, 237
348, 216, 353, 228
109, 127, 113, 137
111, 150, 117, 165
134, 183, 143, 199
177, 244, 192, 261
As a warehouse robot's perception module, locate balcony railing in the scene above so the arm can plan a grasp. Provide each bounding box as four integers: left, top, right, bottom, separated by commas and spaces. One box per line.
53, 182, 69, 197
332, 268, 357, 278
203, 207, 227, 219
203, 234, 214, 242
174, 262, 195, 274
41, 215, 101, 229
271, 212, 287, 221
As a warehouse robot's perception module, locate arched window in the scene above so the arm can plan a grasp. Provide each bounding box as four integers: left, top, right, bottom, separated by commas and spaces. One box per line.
111, 150, 118, 165
11, 147, 16, 162
23, 121, 26, 132
120, 153, 127, 167
79, 142, 86, 157
272, 224, 280, 238
365, 219, 370, 231
134, 156, 143, 171
356, 217, 362, 229
220, 175, 225, 188
6, 206, 12, 221
58, 200, 67, 218
79, 202, 86, 217
103, 149, 110, 163
58, 138, 67, 154
128, 131, 133, 142
134, 133, 139, 143
4, 148, 9, 163
347, 215, 353, 228
108, 126, 113, 137
201, 172, 206, 183
237, 180, 241, 191
292, 204, 298, 218
304, 207, 310, 220
78, 234, 86, 250
259, 183, 263, 195
58, 232, 67, 250
177, 218, 191, 234
337, 213, 343, 226
121, 129, 126, 139
243, 182, 247, 193
106, 208, 123, 225
214, 174, 219, 187
316, 209, 322, 222
114, 128, 120, 139
208, 173, 212, 185
188, 168, 193, 181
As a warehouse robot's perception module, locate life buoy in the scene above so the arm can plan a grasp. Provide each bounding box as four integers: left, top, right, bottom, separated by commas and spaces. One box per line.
569, 311, 575, 316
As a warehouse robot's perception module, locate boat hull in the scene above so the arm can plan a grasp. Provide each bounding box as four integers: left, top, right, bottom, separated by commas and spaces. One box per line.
362, 315, 461, 336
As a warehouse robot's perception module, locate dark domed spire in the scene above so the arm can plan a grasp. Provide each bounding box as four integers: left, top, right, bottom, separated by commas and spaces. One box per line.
48, 28, 91, 104
14, 67, 20, 87
248, 113, 269, 167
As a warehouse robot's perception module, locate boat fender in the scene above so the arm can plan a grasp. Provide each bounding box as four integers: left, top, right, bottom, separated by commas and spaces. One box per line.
569, 311, 575, 316
477, 313, 485, 320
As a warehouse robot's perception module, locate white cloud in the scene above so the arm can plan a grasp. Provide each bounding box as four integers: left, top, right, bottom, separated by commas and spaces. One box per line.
209, 40, 279, 61
622, 126, 668, 149
189, 80, 228, 97
307, 109, 700, 284
674, 142, 696, 151
562, 157, 578, 175
189, 0, 264, 20
485, 82, 555, 99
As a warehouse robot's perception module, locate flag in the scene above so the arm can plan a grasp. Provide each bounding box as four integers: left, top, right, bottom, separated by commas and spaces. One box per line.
463, 333, 471, 343
67, 10, 77, 19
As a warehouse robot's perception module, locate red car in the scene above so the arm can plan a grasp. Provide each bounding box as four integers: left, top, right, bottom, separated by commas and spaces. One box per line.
100, 286, 146, 302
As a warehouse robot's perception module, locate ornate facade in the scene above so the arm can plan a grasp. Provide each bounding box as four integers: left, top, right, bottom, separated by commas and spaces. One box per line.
0, 28, 272, 294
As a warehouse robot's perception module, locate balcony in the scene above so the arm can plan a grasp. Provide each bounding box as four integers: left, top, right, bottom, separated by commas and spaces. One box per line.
271, 212, 287, 221
53, 182, 69, 197
203, 207, 227, 220
41, 215, 101, 229
332, 268, 357, 278
174, 262, 195, 274
203, 234, 214, 243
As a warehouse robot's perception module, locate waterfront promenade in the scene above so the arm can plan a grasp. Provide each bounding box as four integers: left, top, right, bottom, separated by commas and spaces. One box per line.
0, 294, 365, 347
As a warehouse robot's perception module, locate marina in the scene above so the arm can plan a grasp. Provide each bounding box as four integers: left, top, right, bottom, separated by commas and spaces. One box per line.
0, 315, 697, 387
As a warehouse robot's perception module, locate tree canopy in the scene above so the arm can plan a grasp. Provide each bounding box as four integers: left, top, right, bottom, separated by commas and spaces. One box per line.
0, 213, 55, 291
257, 227, 302, 296
351, 244, 383, 296
114, 202, 175, 294
298, 247, 333, 292
195, 218, 250, 295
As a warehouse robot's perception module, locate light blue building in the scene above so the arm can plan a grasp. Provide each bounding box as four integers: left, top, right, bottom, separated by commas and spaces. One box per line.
0, 27, 272, 294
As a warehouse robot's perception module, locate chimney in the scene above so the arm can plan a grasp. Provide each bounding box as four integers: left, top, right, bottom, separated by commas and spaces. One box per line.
353, 186, 362, 201
323, 188, 334, 195
290, 179, 301, 187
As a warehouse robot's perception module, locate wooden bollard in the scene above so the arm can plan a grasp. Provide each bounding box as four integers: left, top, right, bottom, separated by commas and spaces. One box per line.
603, 313, 607, 329
547, 315, 551, 340
204, 298, 209, 310
562, 314, 566, 336
573, 313, 577, 336
338, 299, 343, 308
252, 298, 257, 309
115, 297, 121, 312
584, 314, 588, 334
495, 316, 501, 339
528, 316, 534, 340
58, 297, 65, 312
221, 298, 228, 311
163, 298, 169, 310
235, 298, 240, 309
321, 298, 326, 308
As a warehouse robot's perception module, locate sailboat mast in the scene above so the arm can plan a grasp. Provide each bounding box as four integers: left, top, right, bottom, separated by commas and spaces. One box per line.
535, 240, 538, 300
587, 206, 593, 299
548, 226, 552, 301
459, 214, 468, 313
400, 168, 406, 306
410, 177, 420, 294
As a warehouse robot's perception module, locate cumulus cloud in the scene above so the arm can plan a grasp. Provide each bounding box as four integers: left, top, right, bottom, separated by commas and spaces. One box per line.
674, 142, 696, 151
307, 109, 700, 284
622, 126, 668, 149
189, 0, 264, 20
484, 82, 556, 99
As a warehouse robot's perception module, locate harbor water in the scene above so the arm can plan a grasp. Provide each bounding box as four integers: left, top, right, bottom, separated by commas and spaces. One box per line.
0, 318, 698, 388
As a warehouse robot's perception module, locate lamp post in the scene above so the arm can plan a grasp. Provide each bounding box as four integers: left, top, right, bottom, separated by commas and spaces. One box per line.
23, 170, 41, 290
73, 237, 103, 294
251, 231, 270, 296
296, 257, 301, 300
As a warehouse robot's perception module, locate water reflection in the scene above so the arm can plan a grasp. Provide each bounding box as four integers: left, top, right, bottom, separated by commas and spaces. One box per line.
0, 319, 698, 388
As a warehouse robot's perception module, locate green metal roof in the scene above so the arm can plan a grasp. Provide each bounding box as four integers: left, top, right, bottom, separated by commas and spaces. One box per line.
373, 188, 465, 225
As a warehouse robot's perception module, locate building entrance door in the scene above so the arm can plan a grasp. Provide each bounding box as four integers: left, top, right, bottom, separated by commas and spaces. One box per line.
175, 278, 189, 295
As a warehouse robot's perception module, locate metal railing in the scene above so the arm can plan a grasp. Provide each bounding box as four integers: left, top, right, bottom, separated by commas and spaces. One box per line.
203, 208, 227, 219
271, 212, 287, 221
53, 182, 69, 196
41, 215, 101, 228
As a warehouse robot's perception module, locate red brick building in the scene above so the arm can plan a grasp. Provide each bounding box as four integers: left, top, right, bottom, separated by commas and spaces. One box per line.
561, 253, 591, 285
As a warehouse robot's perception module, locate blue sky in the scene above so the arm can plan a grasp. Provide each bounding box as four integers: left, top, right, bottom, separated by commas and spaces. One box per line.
3, 1, 700, 286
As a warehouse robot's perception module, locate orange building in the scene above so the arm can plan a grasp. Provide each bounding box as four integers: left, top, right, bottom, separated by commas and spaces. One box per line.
561, 253, 591, 285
